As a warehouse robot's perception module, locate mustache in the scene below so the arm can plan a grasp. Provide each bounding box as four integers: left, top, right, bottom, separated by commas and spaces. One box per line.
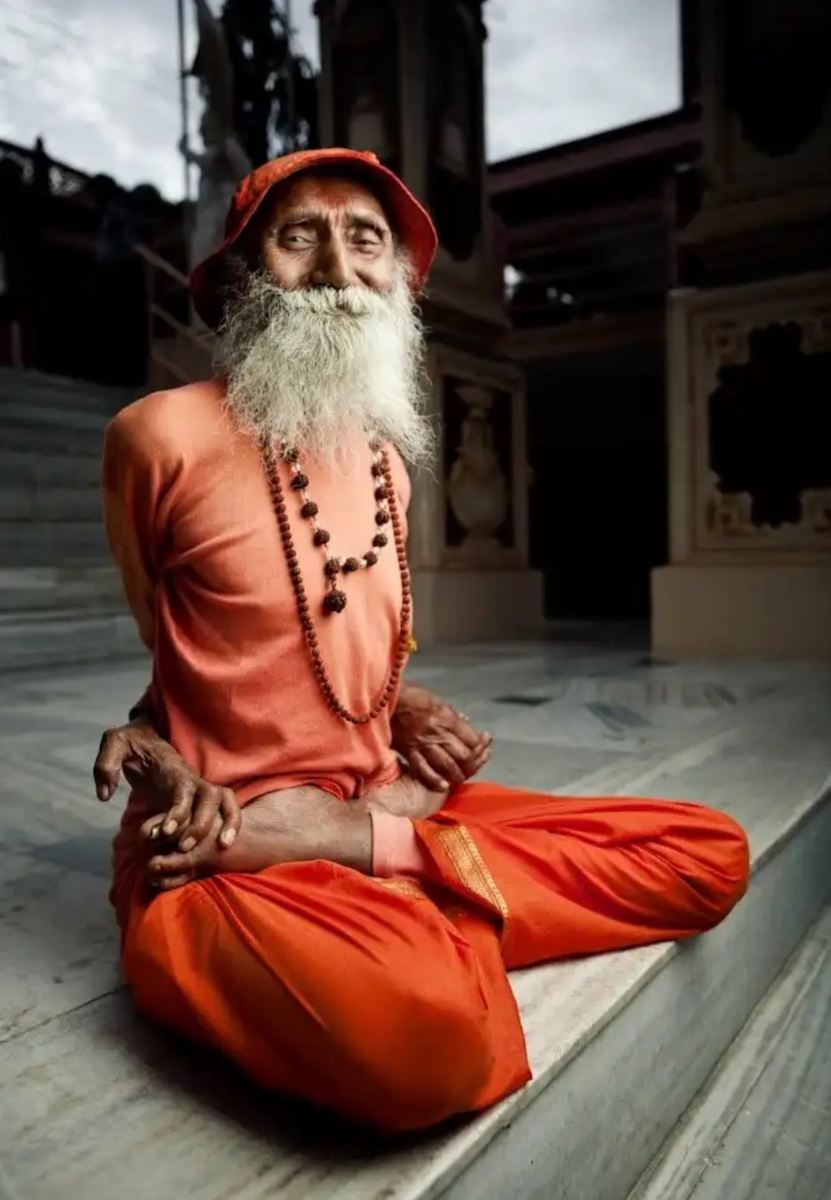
277, 285, 381, 316
240, 281, 390, 325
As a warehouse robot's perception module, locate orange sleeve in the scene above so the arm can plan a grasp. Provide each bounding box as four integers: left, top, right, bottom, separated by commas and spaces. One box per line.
101, 411, 170, 653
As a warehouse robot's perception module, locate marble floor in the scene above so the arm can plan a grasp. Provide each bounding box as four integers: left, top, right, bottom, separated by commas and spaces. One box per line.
1, 631, 830, 1200
633, 903, 831, 1200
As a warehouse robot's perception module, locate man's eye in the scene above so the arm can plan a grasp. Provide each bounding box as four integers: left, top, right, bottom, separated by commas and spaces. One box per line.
282, 232, 314, 246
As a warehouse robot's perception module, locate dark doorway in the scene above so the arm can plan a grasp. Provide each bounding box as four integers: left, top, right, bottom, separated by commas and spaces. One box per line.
527, 343, 667, 620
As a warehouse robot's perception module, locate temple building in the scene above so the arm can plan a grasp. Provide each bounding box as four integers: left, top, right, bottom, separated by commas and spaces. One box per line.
0, 0, 828, 665
491, 0, 831, 659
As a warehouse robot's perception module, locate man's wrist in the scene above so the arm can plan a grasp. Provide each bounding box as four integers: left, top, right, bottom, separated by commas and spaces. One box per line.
127, 712, 158, 737
128, 685, 157, 728
392, 682, 430, 724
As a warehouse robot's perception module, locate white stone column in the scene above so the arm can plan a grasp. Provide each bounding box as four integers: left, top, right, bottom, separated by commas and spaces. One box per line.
654, 272, 831, 660
315, 0, 543, 643
653, 0, 831, 660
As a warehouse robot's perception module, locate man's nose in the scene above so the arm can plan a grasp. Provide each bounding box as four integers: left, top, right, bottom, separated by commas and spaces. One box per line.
310, 236, 352, 288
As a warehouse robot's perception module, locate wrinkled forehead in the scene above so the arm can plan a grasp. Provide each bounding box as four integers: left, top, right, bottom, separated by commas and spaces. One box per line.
256, 168, 396, 234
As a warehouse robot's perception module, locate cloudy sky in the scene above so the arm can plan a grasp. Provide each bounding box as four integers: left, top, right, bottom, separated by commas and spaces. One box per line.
0, 0, 680, 200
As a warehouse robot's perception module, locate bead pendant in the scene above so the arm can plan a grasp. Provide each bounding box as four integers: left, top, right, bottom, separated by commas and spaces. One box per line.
323, 589, 347, 614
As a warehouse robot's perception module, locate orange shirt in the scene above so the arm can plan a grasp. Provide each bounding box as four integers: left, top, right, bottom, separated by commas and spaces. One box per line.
102, 379, 409, 805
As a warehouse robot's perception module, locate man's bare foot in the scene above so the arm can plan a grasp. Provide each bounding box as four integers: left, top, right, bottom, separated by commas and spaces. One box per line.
145, 786, 372, 892
364, 773, 448, 820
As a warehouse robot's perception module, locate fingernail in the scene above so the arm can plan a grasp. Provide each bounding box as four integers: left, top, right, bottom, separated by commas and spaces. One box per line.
97, 785, 110, 801
221, 829, 237, 847
439, 780, 450, 790
180, 837, 196, 852
149, 825, 159, 840
162, 819, 177, 836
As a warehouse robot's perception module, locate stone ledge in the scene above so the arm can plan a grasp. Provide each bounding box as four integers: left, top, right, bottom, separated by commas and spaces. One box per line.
652, 564, 831, 661
1, 652, 829, 1200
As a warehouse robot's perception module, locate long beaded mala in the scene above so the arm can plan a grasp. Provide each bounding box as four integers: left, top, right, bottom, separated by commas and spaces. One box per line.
261, 438, 413, 725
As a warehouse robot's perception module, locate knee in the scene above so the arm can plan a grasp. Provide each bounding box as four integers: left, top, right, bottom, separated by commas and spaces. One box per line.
120, 890, 198, 1034
353, 994, 495, 1133
698, 809, 751, 925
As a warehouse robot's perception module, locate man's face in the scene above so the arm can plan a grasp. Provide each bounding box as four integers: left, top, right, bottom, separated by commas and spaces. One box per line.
217, 170, 431, 467
255, 174, 397, 293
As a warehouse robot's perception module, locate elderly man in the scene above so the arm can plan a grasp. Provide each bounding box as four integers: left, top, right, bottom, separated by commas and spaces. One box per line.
97, 148, 749, 1134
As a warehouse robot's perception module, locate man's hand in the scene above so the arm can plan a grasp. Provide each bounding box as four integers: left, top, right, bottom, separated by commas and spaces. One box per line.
93, 719, 241, 851
391, 684, 492, 792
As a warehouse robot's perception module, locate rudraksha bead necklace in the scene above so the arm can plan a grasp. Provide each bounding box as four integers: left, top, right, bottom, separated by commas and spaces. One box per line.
276, 439, 391, 613
261, 438, 412, 725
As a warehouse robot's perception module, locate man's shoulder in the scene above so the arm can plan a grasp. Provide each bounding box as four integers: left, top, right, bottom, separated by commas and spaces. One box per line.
105, 378, 228, 457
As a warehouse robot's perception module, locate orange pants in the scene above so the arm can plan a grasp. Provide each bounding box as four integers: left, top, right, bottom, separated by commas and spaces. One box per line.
116, 784, 749, 1133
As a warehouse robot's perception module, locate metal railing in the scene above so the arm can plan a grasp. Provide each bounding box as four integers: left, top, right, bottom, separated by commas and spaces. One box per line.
134, 244, 214, 387
0, 137, 88, 199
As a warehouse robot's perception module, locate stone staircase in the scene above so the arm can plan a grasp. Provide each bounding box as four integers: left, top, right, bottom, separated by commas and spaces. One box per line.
0, 243, 213, 672
0, 367, 145, 670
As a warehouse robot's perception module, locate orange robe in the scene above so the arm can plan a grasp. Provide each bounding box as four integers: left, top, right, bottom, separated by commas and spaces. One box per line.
103, 380, 750, 1134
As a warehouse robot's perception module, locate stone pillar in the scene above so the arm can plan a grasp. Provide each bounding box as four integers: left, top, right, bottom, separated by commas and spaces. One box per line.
316, 0, 543, 643
653, 0, 831, 660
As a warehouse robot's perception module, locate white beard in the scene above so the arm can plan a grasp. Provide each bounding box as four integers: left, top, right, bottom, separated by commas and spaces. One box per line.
215, 260, 434, 467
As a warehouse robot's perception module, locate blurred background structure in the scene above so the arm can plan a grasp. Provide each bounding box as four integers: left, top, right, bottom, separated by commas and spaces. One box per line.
1, 8, 831, 1200
0, 0, 829, 670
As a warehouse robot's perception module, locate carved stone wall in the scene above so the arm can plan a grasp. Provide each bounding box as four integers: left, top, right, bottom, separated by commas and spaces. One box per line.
330, 0, 401, 173
425, 0, 483, 263
667, 270, 831, 560
657, 4, 831, 661
407, 345, 528, 570
316, 0, 542, 642
317, 0, 504, 326
444, 378, 513, 553
700, 0, 831, 207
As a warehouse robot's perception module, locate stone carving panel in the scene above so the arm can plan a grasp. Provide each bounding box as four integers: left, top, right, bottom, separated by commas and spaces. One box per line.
426, 0, 482, 262
724, 0, 831, 159
332, 0, 401, 172
444, 377, 513, 555
698, 308, 831, 547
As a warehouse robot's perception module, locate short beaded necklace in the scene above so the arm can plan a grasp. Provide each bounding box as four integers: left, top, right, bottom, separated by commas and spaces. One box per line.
261, 438, 412, 725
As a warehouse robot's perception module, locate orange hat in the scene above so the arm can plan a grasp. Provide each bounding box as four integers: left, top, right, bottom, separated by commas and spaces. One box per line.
190, 148, 438, 328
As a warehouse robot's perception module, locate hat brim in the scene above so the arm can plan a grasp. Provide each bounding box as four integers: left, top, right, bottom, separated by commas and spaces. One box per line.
190, 149, 437, 329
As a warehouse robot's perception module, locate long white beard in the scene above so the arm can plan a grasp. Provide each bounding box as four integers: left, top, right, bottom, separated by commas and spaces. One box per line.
215, 261, 434, 467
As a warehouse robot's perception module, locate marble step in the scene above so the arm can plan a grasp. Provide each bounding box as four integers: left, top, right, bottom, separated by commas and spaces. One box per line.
0, 520, 109, 565
630, 903, 831, 1200
0, 484, 103, 522
0, 449, 103, 488
411, 786, 831, 1200
0, 566, 125, 613
0, 402, 110, 433
0, 605, 144, 671
0, 422, 106, 456
1, 658, 829, 1200
0, 367, 136, 415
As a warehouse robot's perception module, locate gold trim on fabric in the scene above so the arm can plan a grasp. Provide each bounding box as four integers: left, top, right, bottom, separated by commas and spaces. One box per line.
375, 878, 428, 901
436, 824, 509, 940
